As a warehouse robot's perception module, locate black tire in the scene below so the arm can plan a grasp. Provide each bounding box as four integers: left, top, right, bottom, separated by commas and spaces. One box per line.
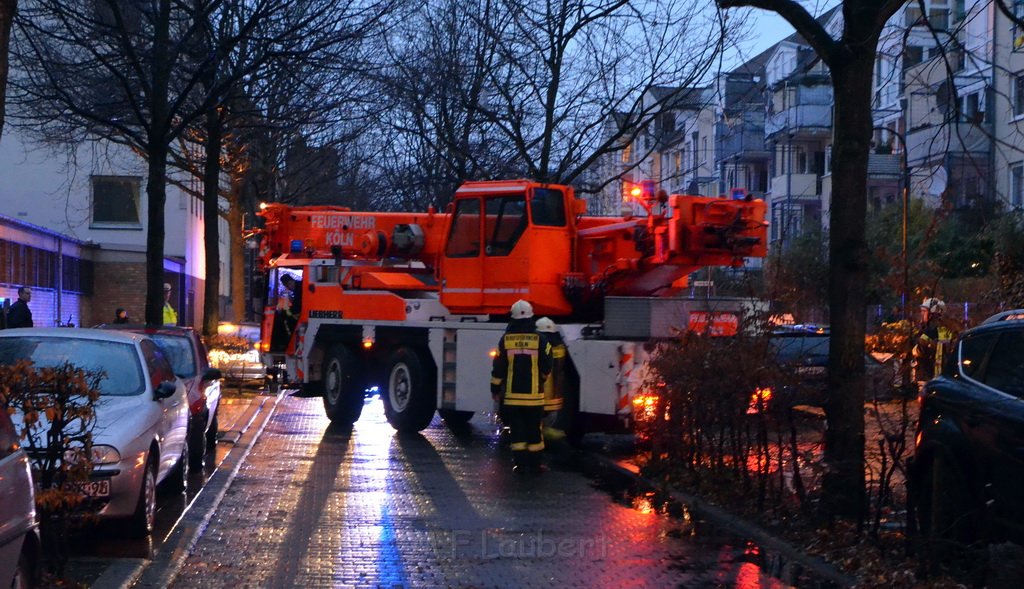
439, 409, 474, 426
205, 409, 219, 449
167, 435, 189, 494
188, 410, 208, 469
919, 451, 976, 546
13, 542, 37, 589
128, 455, 158, 537
382, 347, 436, 433
322, 345, 364, 425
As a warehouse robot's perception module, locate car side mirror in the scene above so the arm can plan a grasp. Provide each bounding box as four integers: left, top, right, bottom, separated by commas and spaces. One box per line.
154, 381, 177, 400
203, 367, 223, 381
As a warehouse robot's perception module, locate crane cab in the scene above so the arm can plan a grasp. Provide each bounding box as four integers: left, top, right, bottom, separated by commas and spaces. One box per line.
440, 180, 580, 317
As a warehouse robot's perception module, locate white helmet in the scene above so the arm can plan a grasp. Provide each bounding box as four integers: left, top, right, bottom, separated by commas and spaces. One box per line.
921, 297, 946, 314
510, 299, 534, 319
536, 317, 556, 333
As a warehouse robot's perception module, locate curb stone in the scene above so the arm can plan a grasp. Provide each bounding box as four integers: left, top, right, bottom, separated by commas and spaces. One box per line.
582, 450, 858, 588
89, 388, 285, 589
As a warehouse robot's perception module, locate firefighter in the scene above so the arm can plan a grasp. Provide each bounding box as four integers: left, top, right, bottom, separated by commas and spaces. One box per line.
491, 299, 552, 474
535, 316, 567, 442
912, 297, 957, 385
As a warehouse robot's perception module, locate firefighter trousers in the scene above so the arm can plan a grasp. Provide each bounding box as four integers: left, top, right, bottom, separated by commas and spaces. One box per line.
504, 405, 545, 454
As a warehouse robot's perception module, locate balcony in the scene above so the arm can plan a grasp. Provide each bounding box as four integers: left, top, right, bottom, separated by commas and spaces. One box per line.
766, 104, 833, 138
770, 173, 820, 199
715, 113, 768, 161
906, 121, 990, 168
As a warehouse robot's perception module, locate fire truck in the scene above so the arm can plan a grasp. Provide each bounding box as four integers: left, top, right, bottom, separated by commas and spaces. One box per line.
254, 180, 767, 434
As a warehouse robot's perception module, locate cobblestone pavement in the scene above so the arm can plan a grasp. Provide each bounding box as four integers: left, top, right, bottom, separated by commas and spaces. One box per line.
170, 393, 803, 588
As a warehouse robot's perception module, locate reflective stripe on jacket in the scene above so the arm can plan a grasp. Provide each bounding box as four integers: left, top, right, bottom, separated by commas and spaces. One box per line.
542, 334, 566, 411
491, 320, 552, 407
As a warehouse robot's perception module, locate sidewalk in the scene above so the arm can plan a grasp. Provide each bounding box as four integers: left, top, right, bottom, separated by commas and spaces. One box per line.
73, 388, 283, 589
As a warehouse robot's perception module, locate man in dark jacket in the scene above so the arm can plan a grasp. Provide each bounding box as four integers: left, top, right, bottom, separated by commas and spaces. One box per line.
7, 286, 33, 328
491, 299, 552, 474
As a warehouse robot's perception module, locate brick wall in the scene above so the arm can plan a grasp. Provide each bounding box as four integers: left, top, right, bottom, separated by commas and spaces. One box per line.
91, 262, 148, 326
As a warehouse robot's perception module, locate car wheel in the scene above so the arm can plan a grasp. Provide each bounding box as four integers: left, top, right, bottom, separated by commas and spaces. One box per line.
382, 347, 436, 433
205, 408, 219, 449
128, 455, 158, 537
322, 345, 364, 425
438, 409, 474, 426
12, 544, 37, 589
920, 451, 976, 546
189, 411, 208, 469
168, 436, 189, 494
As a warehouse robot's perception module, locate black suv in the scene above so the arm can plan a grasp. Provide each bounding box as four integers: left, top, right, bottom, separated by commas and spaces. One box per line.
909, 310, 1024, 545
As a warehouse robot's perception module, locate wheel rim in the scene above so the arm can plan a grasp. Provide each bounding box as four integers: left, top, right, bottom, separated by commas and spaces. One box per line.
143, 467, 156, 533
389, 363, 411, 412
325, 358, 342, 405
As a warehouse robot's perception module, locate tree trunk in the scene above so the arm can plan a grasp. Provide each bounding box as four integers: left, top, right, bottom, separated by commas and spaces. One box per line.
0, 0, 16, 143
202, 110, 222, 337
145, 146, 169, 326
821, 54, 874, 522
145, 0, 172, 327
228, 183, 247, 322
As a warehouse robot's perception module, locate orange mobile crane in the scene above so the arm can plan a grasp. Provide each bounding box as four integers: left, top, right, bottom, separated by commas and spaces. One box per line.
254, 179, 767, 433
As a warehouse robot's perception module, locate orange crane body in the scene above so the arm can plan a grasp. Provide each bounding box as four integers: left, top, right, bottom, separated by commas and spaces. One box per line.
253, 179, 767, 432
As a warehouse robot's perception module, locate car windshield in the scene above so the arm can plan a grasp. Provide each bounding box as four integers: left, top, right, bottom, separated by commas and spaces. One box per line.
149, 334, 196, 378
0, 337, 145, 395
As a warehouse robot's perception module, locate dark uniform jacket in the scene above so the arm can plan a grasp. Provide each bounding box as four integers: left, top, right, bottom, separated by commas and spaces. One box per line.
491, 318, 552, 406
540, 330, 566, 411
7, 299, 33, 328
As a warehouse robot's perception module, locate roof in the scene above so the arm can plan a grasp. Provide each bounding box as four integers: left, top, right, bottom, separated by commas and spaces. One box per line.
0, 327, 144, 343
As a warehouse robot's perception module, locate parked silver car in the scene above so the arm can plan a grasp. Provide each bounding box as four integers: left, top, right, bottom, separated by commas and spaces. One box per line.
210, 322, 268, 383
0, 404, 40, 588
0, 328, 190, 537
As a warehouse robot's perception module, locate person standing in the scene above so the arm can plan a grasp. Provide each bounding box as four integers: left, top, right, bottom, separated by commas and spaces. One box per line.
491, 300, 552, 474
163, 283, 178, 325
535, 316, 567, 441
912, 297, 956, 385
7, 286, 33, 328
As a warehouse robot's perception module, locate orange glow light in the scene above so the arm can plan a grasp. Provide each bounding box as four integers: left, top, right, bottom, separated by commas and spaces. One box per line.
362, 339, 374, 349
746, 387, 773, 415
488, 349, 498, 358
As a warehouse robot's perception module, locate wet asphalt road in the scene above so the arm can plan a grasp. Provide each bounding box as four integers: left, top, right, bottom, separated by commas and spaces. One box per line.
150, 392, 831, 589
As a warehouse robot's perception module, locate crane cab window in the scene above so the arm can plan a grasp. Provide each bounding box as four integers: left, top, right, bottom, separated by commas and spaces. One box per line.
485, 195, 527, 256
530, 188, 566, 227
445, 198, 481, 258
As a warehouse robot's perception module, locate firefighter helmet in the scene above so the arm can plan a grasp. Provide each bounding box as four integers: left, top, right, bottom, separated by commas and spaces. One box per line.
510, 299, 534, 319
921, 297, 946, 314
536, 317, 556, 333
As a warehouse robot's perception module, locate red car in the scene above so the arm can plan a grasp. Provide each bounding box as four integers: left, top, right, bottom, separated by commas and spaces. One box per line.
99, 325, 222, 468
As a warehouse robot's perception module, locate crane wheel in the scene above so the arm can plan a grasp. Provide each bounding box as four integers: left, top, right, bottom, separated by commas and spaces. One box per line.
322, 345, 364, 425
383, 347, 436, 432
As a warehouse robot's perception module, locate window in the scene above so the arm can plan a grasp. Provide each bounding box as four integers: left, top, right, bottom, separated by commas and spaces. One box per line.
982, 330, 1024, 398
958, 332, 995, 379
1011, 164, 1024, 208
530, 188, 566, 227
484, 196, 527, 256
1015, 75, 1024, 117
1015, 0, 1024, 51
141, 339, 176, 390
92, 176, 141, 226
621, 145, 632, 164
444, 198, 481, 258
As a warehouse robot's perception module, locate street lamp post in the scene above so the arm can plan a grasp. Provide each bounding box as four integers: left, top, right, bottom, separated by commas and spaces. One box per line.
875, 126, 910, 320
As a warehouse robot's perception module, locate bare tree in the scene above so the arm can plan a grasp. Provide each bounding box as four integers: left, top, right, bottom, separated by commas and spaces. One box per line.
368, 0, 729, 211
716, 0, 908, 521
0, 0, 14, 142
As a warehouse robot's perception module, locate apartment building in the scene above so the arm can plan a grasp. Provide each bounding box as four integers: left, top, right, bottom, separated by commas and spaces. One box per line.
0, 130, 229, 328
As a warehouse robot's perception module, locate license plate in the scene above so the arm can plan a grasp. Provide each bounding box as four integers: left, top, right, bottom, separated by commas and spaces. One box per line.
59, 479, 111, 498
795, 366, 826, 376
